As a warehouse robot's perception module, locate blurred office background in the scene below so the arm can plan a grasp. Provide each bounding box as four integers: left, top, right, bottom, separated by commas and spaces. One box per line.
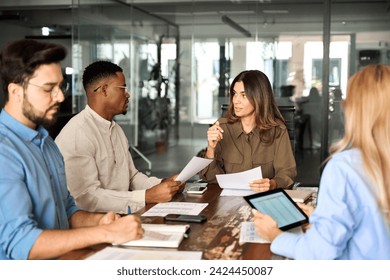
1, 0, 389, 187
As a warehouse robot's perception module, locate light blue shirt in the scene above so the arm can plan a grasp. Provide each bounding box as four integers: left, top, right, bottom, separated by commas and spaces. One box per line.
0, 110, 79, 260
271, 148, 390, 259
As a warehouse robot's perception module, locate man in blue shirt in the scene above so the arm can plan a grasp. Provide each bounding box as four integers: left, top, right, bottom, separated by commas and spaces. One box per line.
0, 39, 143, 260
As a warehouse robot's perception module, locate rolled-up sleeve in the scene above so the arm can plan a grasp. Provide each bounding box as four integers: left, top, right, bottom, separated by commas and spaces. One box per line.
0, 148, 42, 259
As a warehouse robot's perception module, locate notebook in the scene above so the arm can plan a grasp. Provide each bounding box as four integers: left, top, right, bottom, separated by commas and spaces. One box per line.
113, 224, 190, 248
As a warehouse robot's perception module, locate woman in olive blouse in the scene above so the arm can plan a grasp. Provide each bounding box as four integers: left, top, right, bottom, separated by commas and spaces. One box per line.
200, 70, 297, 192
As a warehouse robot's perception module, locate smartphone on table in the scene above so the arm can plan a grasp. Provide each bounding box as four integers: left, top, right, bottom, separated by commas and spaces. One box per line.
164, 214, 207, 223
186, 182, 207, 194
187, 185, 207, 194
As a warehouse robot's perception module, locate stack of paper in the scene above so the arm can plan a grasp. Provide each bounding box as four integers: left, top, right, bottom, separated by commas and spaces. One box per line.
86, 247, 203, 260
216, 167, 262, 196
115, 224, 190, 248
239, 222, 303, 244
141, 202, 208, 217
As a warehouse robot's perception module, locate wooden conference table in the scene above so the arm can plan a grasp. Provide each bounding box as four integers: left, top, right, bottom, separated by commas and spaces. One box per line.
59, 183, 278, 260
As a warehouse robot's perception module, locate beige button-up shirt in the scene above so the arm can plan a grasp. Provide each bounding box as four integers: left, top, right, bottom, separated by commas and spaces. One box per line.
55, 105, 161, 214
200, 118, 296, 188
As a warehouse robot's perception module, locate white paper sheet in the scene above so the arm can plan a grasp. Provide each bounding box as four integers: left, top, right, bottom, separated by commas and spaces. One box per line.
239, 221, 303, 244
220, 189, 255, 196
175, 156, 213, 182
216, 166, 262, 190
115, 224, 190, 248
239, 221, 270, 244
86, 247, 203, 260
141, 202, 208, 217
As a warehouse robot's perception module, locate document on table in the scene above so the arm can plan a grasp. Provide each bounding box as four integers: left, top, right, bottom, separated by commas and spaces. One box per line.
239, 222, 303, 244
114, 224, 190, 248
86, 247, 202, 260
175, 156, 213, 182
216, 166, 262, 196
141, 202, 208, 217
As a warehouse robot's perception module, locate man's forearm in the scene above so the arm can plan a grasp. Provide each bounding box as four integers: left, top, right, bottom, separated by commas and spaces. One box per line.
69, 210, 104, 228
28, 226, 108, 260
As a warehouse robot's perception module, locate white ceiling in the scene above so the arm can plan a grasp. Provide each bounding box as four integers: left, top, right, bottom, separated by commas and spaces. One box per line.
0, 0, 389, 39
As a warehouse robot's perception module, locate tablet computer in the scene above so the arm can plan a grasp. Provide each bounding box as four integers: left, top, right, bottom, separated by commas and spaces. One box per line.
244, 188, 309, 231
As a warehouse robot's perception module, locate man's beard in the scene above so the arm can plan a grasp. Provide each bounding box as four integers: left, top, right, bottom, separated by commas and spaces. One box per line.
22, 93, 60, 127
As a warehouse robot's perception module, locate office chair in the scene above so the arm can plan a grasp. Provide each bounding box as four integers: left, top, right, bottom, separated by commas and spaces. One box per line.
277, 105, 296, 153
280, 85, 295, 97
220, 103, 229, 116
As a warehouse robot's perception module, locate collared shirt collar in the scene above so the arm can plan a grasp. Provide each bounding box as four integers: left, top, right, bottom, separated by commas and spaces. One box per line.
231, 120, 260, 139
85, 104, 116, 131
0, 110, 48, 145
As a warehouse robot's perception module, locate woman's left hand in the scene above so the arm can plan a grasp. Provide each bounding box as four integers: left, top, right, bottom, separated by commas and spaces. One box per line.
249, 178, 276, 192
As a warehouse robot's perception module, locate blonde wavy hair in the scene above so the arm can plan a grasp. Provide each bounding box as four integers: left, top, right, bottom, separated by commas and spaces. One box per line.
329, 64, 390, 223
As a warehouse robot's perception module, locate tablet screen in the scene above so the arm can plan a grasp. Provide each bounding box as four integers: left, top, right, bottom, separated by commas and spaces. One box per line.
244, 189, 309, 231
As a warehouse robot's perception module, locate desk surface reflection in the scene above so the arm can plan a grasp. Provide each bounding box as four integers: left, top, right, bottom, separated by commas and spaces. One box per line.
60, 184, 278, 260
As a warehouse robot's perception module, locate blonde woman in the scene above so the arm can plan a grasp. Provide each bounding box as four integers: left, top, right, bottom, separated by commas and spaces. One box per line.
252, 64, 390, 259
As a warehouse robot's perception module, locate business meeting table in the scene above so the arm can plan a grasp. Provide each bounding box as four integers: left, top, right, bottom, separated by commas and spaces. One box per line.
59, 183, 283, 260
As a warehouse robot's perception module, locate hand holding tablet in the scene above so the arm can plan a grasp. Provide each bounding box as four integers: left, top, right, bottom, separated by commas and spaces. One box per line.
244, 189, 309, 231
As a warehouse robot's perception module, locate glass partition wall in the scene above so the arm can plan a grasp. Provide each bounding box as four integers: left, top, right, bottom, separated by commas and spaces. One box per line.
68, 1, 336, 186
72, 0, 179, 166
177, 1, 328, 186
7, 0, 383, 186
0, 1, 389, 185
176, 0, 390, 186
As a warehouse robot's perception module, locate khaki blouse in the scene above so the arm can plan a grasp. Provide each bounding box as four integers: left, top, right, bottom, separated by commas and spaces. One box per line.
199, 117, 297, 188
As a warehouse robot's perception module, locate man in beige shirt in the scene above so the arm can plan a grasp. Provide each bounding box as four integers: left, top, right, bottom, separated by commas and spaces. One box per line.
56, 61, 182, 214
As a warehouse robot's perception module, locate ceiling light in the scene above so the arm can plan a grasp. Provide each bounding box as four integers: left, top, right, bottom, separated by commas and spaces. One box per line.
41, 27, 50, 36
263, 10, 289, 14
219, 10, 256, 15
65, 67, 74, 75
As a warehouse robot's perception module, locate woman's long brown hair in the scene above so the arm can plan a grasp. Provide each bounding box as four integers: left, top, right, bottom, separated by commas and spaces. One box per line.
225, 70, 285, 143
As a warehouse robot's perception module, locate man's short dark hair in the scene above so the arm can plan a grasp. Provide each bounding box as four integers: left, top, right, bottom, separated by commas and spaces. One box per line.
82, 61, 123, 91
0, 39, 66, 102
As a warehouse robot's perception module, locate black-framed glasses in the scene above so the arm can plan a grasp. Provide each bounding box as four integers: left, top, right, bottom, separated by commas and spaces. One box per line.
28, 81, 70, 98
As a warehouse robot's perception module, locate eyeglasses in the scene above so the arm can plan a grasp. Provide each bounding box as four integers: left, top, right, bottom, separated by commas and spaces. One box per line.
28, 81, 70, 98
93, 84, 128, 94
114, 85, 128, 93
